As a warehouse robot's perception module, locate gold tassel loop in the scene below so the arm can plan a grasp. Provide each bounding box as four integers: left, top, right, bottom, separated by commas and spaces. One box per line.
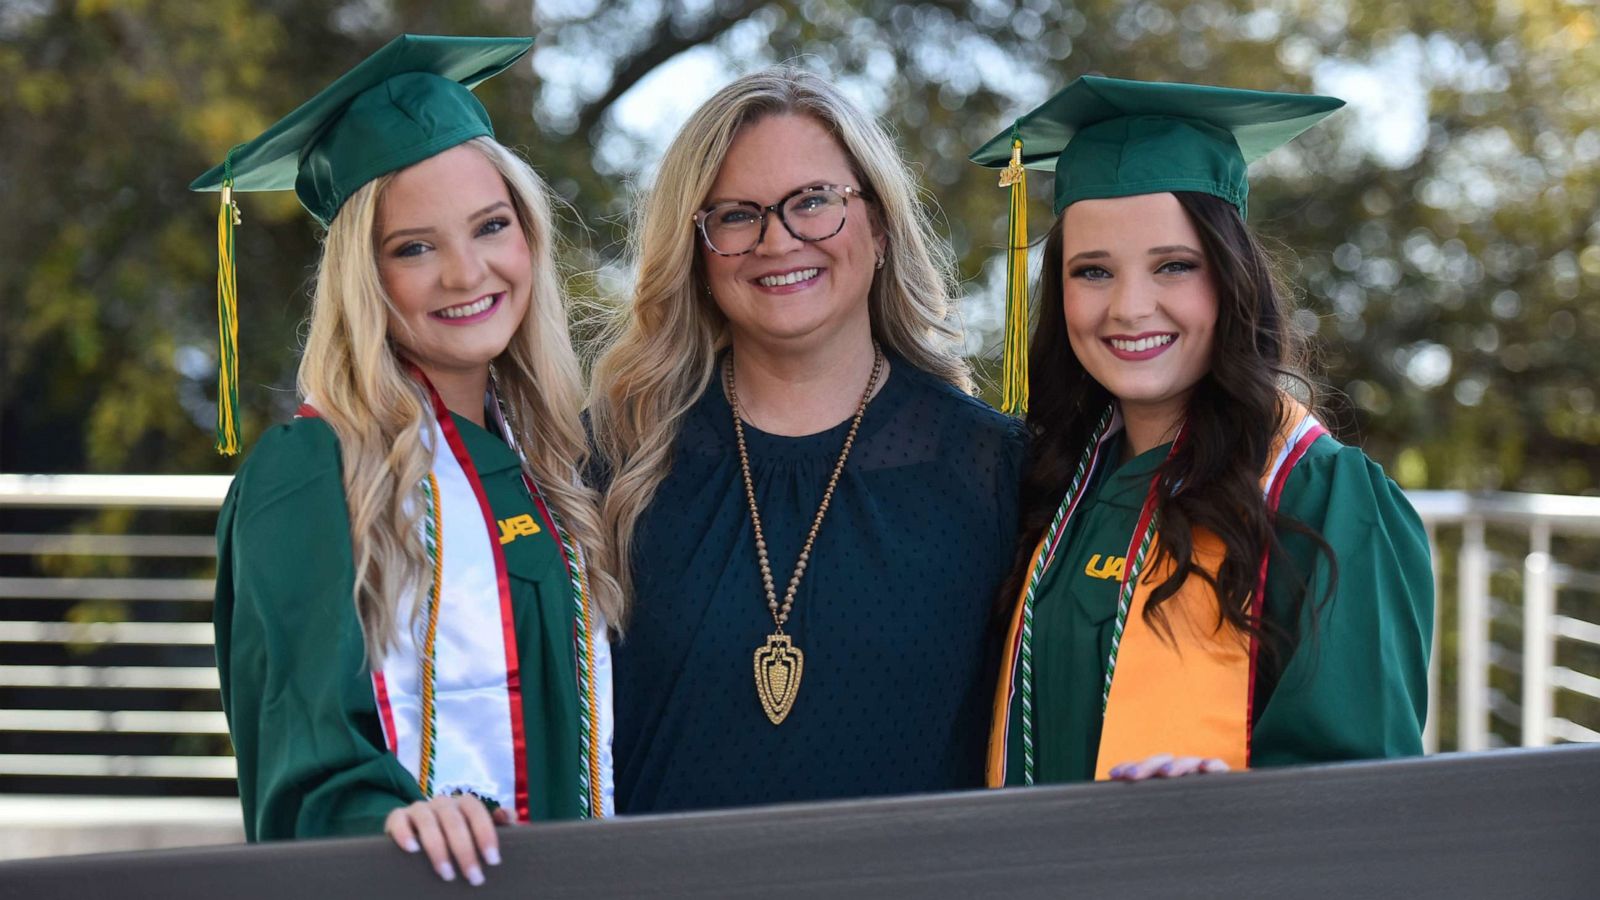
214, 151, 243, 456
998, 139, 1027, 187
999, 136, 1029, 417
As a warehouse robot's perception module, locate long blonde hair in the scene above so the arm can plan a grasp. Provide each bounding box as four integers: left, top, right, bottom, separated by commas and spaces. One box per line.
299, 136, 621, 662
589, 66, 971, 600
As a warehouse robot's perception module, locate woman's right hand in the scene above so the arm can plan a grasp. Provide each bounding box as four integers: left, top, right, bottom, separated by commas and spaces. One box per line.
1108, 752, 1231, 781
385, 794, 513, 885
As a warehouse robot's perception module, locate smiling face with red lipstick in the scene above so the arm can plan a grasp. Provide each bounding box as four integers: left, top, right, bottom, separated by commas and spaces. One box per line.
376, 143, 532, 397
698, 113, 885, 354
1059, 191, 1218, 452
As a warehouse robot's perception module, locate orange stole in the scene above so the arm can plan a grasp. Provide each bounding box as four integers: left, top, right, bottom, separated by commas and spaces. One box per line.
1092, 527, 1245, 779
986, 403, 1321, 787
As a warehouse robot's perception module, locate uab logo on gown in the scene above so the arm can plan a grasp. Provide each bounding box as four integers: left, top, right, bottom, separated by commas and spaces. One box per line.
1085, 553, 1125, 581
498, 514, 542, 545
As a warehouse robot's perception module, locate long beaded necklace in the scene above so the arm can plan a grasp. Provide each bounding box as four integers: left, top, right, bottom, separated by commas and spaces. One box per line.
1010, 406, 1183, 784
727, 342, 884, 725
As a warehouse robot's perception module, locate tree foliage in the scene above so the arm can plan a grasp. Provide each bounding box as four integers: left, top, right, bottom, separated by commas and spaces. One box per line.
2, 0, 1596, 496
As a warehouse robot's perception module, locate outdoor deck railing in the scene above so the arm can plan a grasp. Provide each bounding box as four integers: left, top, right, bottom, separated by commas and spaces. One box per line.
2, 745, 1597, 899
1, 475, 1598, 798
1408, 490, 1600, 750
0, 474, 232, 792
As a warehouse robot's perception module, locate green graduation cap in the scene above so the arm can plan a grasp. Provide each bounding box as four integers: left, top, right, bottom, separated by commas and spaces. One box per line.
189, 34, 532, 454
968, 75, 1344, 415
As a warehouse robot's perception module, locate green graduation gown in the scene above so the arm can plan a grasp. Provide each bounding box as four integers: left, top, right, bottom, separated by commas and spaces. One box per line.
1026, 434, 1433, 783
213, 413, 603, 840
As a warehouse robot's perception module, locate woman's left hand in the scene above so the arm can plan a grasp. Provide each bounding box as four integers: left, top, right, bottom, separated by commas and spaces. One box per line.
1108, 753, 1230, 781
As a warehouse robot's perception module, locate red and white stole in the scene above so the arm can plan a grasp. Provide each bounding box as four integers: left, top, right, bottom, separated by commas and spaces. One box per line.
296, 386, 530, 820
369, 395, 527, 815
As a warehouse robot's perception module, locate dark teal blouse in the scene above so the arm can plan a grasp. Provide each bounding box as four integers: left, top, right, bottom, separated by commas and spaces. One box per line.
613, 356, 1027, 813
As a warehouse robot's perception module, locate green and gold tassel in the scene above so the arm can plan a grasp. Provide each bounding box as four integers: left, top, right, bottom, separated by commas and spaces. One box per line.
998, 131, 1029, 417
214, 150, 242, 455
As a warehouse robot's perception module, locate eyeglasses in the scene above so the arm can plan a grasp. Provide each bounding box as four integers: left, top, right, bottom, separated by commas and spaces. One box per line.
692, 184, 869, 256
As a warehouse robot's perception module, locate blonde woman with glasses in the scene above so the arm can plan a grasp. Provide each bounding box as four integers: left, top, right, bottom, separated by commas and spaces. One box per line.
200, 36, 618, 885
590, 66, 1026, 812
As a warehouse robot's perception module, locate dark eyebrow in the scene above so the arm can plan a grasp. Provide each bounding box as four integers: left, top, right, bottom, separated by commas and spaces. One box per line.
470, 200, 512, 220
1066, 250, 1110, 266
1149, 244, 1202, 256
381, 224, 434, 244
380, 201, 511, 245
703, 181, 835, 207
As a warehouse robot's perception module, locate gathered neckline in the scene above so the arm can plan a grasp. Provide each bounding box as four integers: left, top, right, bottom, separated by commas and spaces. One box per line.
692, 350, 912, 462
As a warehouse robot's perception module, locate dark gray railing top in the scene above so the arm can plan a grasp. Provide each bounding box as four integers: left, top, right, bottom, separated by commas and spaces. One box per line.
3, 745, 1597, 899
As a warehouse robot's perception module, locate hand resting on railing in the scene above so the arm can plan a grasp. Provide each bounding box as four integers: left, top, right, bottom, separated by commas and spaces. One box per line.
1107, 753, 1231, 780
383, 793, 509, 886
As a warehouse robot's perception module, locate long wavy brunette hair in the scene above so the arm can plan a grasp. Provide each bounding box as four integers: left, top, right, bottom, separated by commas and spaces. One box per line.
997, 191, 1335, 665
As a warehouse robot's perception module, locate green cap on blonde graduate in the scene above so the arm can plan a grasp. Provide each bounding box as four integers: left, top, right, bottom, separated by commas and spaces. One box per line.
188, 34, 532, 454
191, 34, 531, 224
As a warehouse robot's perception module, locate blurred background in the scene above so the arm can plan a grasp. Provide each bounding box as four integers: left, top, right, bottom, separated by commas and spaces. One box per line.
0, 0, 1596, 859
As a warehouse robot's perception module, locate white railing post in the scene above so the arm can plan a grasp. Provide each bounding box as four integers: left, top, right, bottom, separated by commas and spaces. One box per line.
1521, 523, 1554, 746
1458, 517, 1489, 752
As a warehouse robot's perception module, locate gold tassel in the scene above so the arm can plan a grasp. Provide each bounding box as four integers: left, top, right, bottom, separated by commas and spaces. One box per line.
215, 172, 242, 456
998, 135, 1029, 417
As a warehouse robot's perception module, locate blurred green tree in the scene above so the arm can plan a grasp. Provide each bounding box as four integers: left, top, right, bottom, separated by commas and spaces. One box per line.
0, 0, 1595, 497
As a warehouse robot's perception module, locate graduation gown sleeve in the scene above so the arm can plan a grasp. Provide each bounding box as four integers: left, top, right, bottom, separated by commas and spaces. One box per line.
1251, 437, 1434, 767
214, 419, 423, 841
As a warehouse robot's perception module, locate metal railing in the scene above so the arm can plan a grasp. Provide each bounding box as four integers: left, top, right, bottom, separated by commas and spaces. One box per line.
1, 475, 1598, 797
0, 474, 232, 791
1409, 490, 1600, 752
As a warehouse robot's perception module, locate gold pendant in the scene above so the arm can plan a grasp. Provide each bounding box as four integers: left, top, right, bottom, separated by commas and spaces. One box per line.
754, 632, 804, 725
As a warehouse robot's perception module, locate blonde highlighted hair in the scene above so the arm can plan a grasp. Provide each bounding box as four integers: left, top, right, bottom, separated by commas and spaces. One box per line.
299, 136, 621, 662
589, 66, 972, 602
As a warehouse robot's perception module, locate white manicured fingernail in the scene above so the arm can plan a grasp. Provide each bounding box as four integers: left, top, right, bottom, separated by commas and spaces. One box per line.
438, 862, 456, 882
484, 847, 502, 866
466, 866, 485, 886
404, 838, 420, 853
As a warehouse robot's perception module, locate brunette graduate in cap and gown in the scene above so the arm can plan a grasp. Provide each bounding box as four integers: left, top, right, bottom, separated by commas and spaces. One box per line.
196, 35, 619, 883
971, 76, 1433, 787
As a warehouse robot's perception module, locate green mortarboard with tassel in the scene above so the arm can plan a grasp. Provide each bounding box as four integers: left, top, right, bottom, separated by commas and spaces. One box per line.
189, 33, 533, 454
968, 75, 1345, 416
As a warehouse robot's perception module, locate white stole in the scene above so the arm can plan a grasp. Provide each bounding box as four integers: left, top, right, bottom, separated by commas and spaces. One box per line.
372, 412, 522, 812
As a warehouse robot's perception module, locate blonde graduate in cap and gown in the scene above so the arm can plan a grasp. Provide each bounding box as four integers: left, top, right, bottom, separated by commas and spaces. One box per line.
971, 77, 1433, 787
196, 35, 618, 883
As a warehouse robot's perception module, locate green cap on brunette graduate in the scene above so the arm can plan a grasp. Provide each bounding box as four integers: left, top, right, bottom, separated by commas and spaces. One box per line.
969, 75, 1343, 415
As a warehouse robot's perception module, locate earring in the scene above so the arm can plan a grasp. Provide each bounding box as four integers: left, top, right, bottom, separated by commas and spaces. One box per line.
874, 254, 885, 270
